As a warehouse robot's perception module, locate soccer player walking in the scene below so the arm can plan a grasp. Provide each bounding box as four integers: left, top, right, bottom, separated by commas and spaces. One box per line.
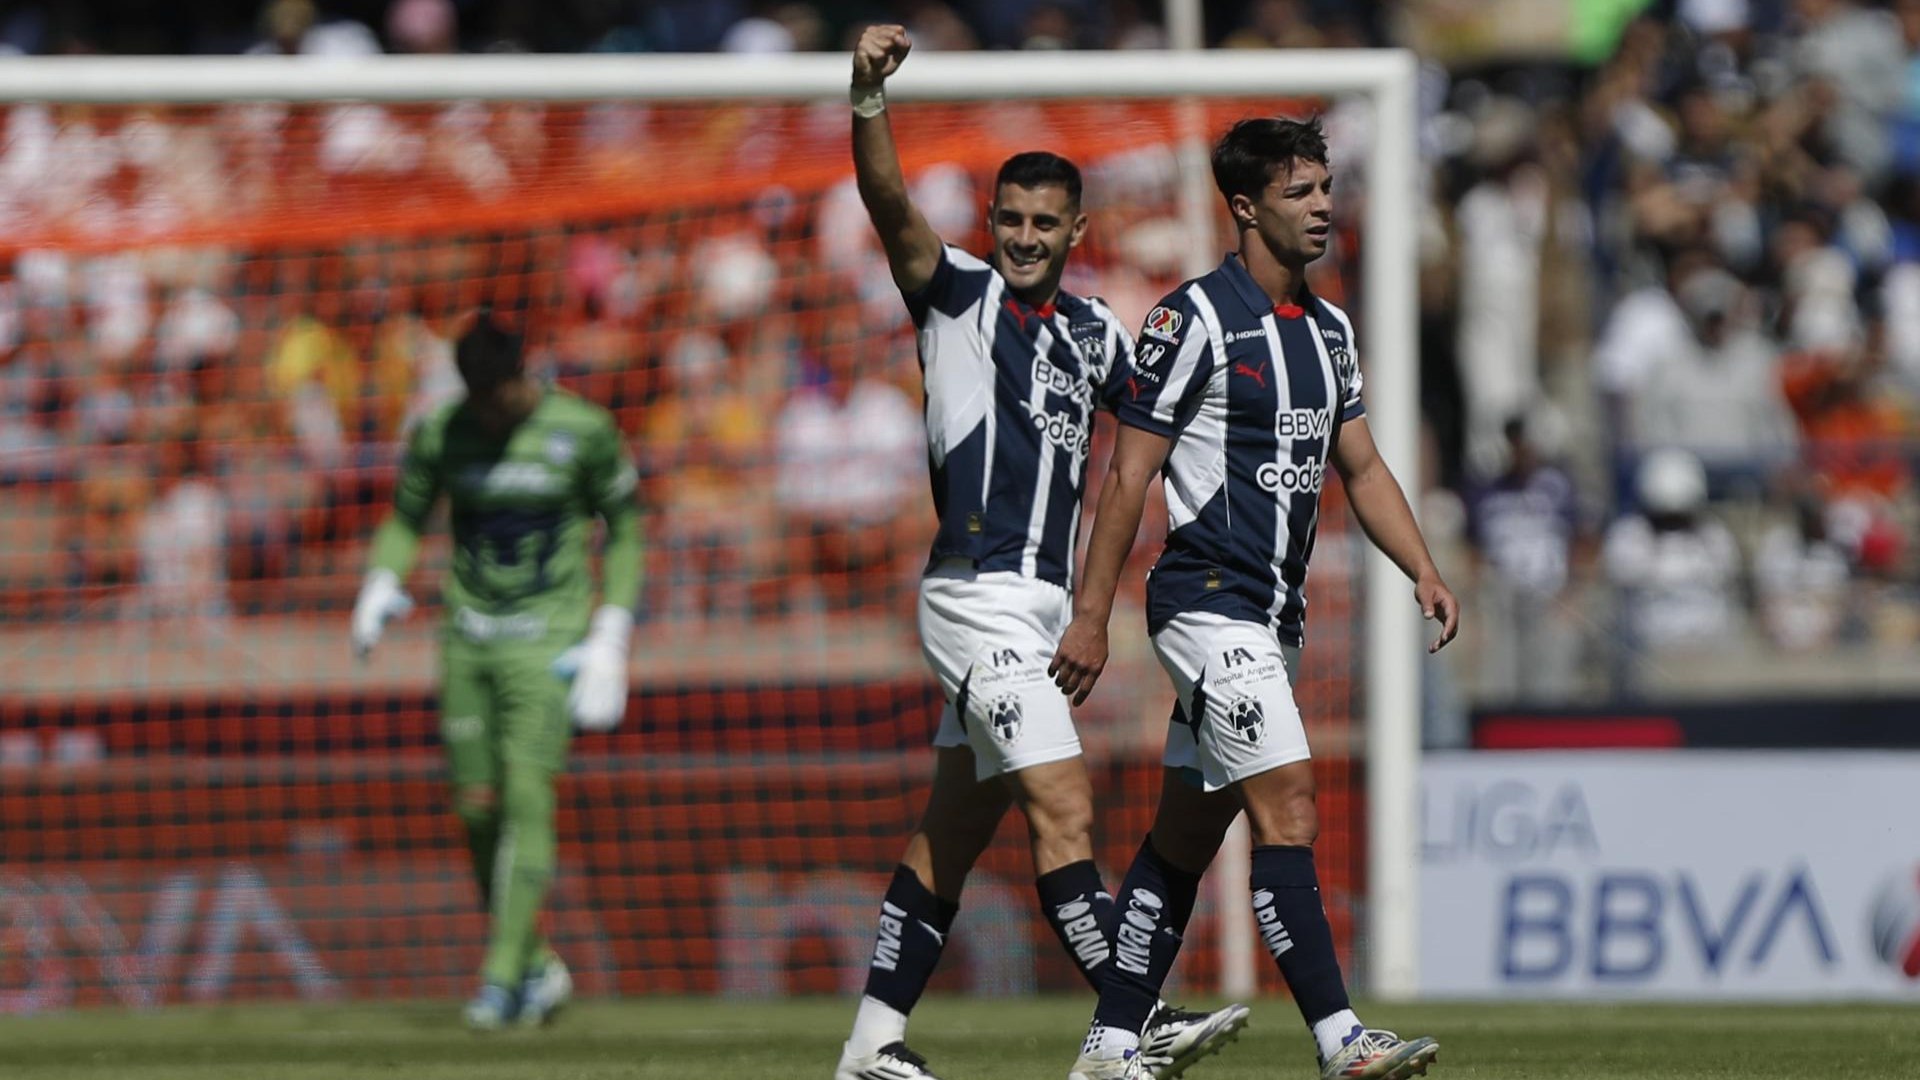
835, 25, 1246, 1080
1050, 117, 1459, 1080
351, 310, 640, 1030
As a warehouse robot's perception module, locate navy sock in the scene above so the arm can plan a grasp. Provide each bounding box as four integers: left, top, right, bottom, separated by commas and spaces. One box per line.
860, 865, 960, 1015
1091, 837, 1200, 1035
1036, 859, 1114, 993
1250, 845, 1352, 1024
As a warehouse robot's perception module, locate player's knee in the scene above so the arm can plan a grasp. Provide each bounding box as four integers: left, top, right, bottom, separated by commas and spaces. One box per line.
500, 768, 555, 818
1022, 787, 1094, 865
1028, 795, 1093, 849
1247, 788, 1319, 847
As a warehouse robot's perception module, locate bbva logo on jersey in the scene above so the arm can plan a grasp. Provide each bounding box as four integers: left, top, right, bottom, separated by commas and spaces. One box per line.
1031, 357, 1093, 410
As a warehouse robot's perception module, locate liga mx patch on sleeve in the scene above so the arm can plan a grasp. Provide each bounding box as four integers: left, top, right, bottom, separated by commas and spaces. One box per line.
1143, 305, 1183, 342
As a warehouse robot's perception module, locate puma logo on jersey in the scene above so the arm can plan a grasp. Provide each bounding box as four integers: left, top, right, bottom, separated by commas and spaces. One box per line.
1233, 361, 1268, 388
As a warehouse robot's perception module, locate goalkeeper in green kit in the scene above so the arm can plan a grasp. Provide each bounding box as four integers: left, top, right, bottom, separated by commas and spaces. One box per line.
350, 309, 641, 1030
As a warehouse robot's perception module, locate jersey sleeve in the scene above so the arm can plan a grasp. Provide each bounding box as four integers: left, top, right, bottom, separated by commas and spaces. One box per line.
582, 414, 643, 612
1091, 308, 1137, 414
1330, 306, 1365, 421
582, 418, 639, 521
902, 244, 988, 327
1114, 291, 1214, 437
390, 414, 444, 530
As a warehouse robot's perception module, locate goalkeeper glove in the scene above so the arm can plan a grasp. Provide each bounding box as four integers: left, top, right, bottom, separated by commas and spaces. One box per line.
350, 568, 414, 658
553, 605, 632, 731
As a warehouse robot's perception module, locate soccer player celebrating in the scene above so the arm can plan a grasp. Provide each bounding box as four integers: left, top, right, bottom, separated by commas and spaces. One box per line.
351, 309, 640, 1030
1050, 117, 1459, 1080
835, 24, 1247, 1080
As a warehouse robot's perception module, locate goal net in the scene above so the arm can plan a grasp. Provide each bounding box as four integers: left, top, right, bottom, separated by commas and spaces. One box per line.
0, 54, 1415, 1011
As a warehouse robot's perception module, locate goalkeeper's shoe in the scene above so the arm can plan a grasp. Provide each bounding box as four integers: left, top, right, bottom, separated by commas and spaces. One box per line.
1067, 1046, 1149, 1080
462, 983, 518, 1032
1319, 1027, 1439, 1080
1140, 1002, 1251, 1078
835, 1040, 946, 1080
517, 954, 573, 1028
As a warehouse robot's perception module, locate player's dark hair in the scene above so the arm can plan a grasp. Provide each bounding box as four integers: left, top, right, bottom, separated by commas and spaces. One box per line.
455, 307, 526, 394
994, 151, 1082, 207
1211, 116, 1330, 204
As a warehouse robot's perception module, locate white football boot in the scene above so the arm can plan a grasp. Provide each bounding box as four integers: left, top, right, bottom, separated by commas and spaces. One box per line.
835, 1040, 946, 1080
1140, 1002, 1251, 1078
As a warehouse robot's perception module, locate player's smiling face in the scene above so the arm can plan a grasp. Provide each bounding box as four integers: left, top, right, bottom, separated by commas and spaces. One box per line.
1241, 158, 1333, 267
990, 182, 1087, 302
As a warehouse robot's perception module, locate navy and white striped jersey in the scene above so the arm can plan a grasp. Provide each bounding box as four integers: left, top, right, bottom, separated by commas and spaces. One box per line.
906, 245, 1134, 589
1116, 254, 1364, 644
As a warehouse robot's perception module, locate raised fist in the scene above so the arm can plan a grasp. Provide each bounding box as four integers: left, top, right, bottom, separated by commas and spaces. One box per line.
852, 24, 911, 89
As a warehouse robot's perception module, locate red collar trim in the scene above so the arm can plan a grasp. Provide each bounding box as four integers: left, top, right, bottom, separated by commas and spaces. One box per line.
1274, 302, 1305, 319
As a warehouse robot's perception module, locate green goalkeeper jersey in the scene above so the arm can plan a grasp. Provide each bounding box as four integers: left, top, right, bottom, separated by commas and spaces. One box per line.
371, 389, 641, 643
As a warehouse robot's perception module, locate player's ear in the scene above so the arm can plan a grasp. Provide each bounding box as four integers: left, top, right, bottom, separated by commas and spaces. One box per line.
1067, 210, 1089, 250
1230, 193, 1257, 230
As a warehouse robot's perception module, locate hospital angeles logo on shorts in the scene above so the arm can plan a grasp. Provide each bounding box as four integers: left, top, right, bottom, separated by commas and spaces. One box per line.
985, 697, 1024, 746
1225, 696, 1266, 745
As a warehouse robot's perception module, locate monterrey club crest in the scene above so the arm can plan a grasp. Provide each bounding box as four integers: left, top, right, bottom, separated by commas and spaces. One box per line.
1225, 697, 1265, 745
1072, 324, 1107, 367
985, 696, 1024, 745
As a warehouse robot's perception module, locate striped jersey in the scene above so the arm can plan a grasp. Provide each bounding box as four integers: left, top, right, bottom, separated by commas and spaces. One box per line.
1116, 254, 1364, 644
906, 245, 1134, 589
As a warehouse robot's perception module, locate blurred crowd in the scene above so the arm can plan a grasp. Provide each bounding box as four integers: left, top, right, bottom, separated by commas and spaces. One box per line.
1427, 0, 1920, 701
3, 0, 1920, 706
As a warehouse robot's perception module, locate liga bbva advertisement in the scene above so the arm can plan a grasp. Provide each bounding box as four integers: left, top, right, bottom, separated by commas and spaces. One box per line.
1421, 752, 1920, 999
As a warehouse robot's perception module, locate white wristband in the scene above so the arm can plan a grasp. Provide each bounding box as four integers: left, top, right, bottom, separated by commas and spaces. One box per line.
850, 84, 886, 119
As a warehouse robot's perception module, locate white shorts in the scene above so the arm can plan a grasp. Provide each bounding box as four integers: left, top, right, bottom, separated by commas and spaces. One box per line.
920, 563, 1081, 780
1152, 611, 1309, 792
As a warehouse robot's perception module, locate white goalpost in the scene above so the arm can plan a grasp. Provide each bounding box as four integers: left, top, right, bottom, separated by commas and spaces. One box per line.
0, 48, 1423, 1001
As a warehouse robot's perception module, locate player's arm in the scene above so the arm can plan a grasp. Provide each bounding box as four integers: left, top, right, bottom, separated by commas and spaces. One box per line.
352, 423, 440, 656
1330, 416, 1460, 653
562, 423, 643, 732
851, 24, 942, 295
591, 430, 644, 614
1050, 423, 1174, 704
1053, 297, 1212, 701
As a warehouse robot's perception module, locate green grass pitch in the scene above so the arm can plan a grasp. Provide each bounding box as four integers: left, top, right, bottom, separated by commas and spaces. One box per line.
6, 996, 1917, 1079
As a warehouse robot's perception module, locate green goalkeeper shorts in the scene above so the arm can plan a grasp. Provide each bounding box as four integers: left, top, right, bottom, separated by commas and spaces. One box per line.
438, 631, 574, 790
